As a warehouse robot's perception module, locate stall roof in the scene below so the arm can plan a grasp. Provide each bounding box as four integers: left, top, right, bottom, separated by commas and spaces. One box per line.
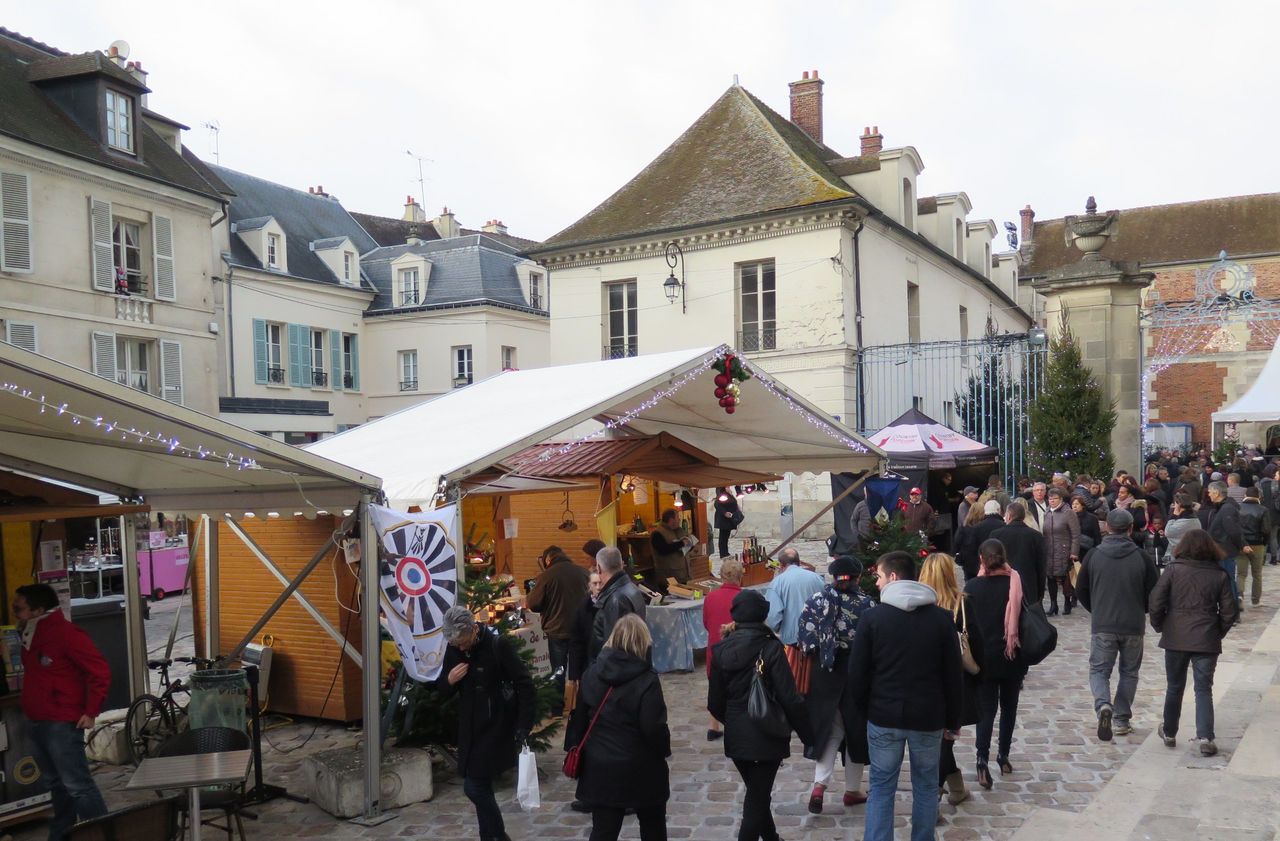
870, 408, 999, 469
1212, 335, 1280, 423
308, 345, 883, 509
0, 343, 380, 514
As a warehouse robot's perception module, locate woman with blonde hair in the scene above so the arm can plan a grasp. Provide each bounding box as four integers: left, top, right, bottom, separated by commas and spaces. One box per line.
569, 613, 671, 840
954, 501, 988, 583
919, 553, 979, 805
702, 558, 744, 740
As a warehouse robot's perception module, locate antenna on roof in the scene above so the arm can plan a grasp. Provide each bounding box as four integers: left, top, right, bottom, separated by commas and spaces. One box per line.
406, 150, 433, 213
203, 120, 221, 164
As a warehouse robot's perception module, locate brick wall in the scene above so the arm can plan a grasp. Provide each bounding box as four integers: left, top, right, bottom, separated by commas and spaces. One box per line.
1151, 361, 1226, 443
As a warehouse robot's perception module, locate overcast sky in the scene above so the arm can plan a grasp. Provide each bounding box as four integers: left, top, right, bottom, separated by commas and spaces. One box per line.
6, 1, 1278, 244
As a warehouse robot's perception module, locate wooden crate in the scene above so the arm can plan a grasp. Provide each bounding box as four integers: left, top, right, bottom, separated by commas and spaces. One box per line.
741, 563, 775, 587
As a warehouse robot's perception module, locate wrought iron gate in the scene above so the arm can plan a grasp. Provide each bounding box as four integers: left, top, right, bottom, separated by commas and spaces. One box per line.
858, 333, 1047, 484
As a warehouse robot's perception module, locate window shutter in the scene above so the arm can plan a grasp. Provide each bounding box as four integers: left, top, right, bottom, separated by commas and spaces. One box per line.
91, 331, 117, 380
90, 198, 114, 292
152, 214, 176, 301
349, 336, 360, 391
159, 340, 183, 405
329, 329, 342, 390
252, 318, 268, 384
0, 171, 32, 272
287, 323, 308, 387
4, 321, 36, 353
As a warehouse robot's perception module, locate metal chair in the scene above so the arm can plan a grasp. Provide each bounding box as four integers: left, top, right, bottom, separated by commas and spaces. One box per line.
66, 797, 182, 841
155, 726, 250, 839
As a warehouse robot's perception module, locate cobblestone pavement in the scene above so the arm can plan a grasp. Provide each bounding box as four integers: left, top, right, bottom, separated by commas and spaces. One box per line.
14, 541, 1280, 840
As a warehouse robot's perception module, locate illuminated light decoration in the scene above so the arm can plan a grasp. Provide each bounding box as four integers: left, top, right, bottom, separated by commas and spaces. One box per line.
537, 345, 869, 461
0, 381, 260, 470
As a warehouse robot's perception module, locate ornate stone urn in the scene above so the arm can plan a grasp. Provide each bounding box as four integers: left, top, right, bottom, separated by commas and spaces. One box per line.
1063, 196, 1119, 261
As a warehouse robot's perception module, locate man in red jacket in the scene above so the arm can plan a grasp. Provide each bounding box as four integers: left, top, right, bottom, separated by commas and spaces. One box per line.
13, 583, 111, 840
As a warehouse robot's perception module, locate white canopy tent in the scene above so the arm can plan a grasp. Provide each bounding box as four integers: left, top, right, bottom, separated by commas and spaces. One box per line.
0, 343, 391, 823
309, 345, 883, 508
1211, 336, 1280, 446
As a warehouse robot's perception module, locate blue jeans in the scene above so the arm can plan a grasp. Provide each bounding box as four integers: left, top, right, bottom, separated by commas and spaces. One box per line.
27, 720, 108, 841
1221, 557, 1240, 606
865, 723, 942, 841
462, 776, 505, 841
1163, 650, 1218, 740
548, 637, 570, 715
1089, 633, 1144, 726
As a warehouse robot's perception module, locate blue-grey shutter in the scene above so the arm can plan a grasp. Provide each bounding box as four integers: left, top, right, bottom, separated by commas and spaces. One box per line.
159, 340, 183, 405
90, 198, 114, 291
330, 329, 342, 390
252, 319, 268, 384
349, 336, 360, 391
152, 214, 176, 301
288, 323, 308, 387
0, 171, 32, 272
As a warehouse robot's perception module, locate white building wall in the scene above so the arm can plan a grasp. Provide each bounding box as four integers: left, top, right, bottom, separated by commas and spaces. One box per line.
0, 137, 222, 413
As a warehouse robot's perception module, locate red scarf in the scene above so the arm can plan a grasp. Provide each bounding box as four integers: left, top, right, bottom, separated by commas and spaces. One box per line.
978, 564, 1023, 659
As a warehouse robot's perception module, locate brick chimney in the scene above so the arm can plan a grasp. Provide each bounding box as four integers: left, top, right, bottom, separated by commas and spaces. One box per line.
860, 126, 883, 157
402, 195, 427, 223
435, 206, 460, 239
307, 185, 330, 198
788, 70, 824, 144
406, 224, 422, 246
1019, 204, 1035, 243
482, 219, 508, 236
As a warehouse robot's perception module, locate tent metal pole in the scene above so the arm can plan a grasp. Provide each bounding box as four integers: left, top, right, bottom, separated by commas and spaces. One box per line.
119, 514, 148, 698
765, 470, 873, 561
203, 515, 220, 659
355, 492, 393, 825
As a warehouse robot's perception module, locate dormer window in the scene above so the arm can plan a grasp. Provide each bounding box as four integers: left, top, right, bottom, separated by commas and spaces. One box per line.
104, 89, 134, 153
399, 268, 421, 306
343, 251, 354, 283
267, 233, 280, 268
530, 272, 543, 309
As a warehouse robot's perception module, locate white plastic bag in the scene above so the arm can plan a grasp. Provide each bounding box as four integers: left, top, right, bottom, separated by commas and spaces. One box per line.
516, 744, 540, 811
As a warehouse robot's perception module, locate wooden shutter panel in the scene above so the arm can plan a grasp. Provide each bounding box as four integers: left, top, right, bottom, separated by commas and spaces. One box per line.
288, 324, 308, 387
91, 331, 117, 380
252, 319, 268, 384
349, 335, 360, 391
329, 329, 342, 390
0, 171, 32, 272
159, 340, 183, 404
90, 198, 114, 292
152, 214, 176, 300
4, 322, 36, 353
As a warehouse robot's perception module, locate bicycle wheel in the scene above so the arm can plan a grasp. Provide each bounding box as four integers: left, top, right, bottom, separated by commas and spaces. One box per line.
126, 694, 174, 764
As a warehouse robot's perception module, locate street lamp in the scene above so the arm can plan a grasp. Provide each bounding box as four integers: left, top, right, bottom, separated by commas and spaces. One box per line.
663, 241, 686, 313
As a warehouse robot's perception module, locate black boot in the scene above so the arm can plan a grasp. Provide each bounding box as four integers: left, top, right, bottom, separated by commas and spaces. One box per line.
1048, 600, 1059, 616
1063, 598, 1072, 615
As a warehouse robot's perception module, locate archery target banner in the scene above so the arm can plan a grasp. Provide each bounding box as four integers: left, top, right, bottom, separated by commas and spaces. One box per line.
371, 504, 459, 681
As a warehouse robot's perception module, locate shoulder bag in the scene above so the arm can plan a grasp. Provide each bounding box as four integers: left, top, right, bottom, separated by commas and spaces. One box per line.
748, 653, 793, 739
562, 687, 613, 780
957, 603, 980, 675
1018, 597, 1059, 666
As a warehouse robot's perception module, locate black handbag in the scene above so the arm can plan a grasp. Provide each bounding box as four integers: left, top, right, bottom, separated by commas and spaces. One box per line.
1018, 597, 1058, 666
747, 654, 792, 739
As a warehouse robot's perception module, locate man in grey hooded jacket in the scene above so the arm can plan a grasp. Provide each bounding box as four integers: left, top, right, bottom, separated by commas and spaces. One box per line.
851, 551, 963, 841
1076, 508, 1159, 741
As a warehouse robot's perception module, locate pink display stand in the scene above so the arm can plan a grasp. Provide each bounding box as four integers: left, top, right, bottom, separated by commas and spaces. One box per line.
140, 537, 190, 600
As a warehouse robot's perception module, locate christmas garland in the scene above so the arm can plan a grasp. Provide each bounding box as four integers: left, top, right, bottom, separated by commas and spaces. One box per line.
711, 352, 751, 414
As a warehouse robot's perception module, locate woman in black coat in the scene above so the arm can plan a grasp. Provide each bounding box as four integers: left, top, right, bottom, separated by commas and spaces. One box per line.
713, 488, 742, 559
709, 590, 814, 841
1071, 494, 1103, 551
964, 540, 1028, 790
434, 607, 535, 841
569, 614, 670, 841
920, 553, 981, 805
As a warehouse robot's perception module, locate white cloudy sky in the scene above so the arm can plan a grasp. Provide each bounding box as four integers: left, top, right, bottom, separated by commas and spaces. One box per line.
5, 1, 1278, 243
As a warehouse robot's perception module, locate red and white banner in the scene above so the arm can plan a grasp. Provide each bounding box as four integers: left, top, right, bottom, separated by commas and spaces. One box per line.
371, 504, 459, 682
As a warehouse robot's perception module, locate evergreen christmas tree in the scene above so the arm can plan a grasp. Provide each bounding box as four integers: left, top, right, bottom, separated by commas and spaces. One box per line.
384, 574, 562, 753
1027, 309, 1117, 479
853, 512, 930, 596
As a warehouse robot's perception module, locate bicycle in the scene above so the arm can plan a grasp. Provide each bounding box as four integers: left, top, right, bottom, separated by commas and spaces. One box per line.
125, 655, 215, 764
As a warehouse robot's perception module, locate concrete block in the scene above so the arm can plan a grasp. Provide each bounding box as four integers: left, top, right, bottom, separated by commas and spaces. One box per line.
302, 745, 433, 818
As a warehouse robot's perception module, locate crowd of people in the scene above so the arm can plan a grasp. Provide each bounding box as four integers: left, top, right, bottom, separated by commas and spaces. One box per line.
435, 450, 1264, 841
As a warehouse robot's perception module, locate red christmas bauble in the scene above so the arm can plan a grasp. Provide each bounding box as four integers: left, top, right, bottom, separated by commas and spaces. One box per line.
714, 387, 727, 398
719, 397, 731, 407
714, 373, 731, 388
725, 405, 736, 414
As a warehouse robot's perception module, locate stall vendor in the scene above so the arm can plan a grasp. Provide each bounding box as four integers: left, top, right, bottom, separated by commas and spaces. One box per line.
651, 508, 693, 584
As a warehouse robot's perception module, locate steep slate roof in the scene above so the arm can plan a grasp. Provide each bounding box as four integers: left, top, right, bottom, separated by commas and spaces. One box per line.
350, 210, 541, 252
535, 84, 857, 251
0, 30, 224, 202
1023, 193, 1280, 277
363, 235, 540, 313
211, 164, 378, 289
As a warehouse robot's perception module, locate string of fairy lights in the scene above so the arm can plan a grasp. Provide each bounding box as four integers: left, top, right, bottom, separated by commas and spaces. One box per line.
0, 381, 260, 470
537, 345, 870, 461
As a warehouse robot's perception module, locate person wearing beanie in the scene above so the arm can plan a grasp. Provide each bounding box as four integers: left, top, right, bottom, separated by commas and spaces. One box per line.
796, 556, 875, 813
709, 589, 814, 841
1075, 508, 1158, 742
